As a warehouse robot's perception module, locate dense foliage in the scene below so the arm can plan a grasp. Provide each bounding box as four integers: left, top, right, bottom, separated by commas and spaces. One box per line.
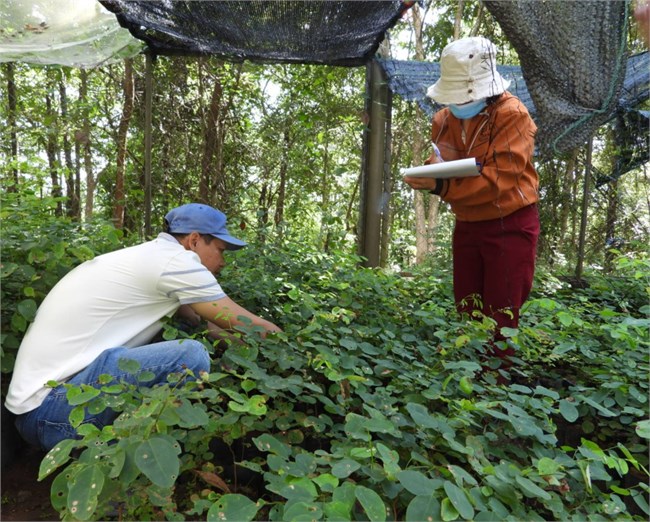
2, 202, 648, 521
2, 2, 649, 520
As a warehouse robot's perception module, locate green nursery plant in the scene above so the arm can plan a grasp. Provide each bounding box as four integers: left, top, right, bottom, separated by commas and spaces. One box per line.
1, 185, 124, 375
35, 242, 649, 521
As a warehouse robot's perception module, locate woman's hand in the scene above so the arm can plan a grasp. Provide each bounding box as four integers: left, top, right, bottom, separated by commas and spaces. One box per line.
403, 175, 439, 191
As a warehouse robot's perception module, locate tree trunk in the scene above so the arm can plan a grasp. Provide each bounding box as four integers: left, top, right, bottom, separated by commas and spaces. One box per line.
604, 120, 623, 272
5, 63, 18, 191
45, 71, 62, 216
454, 0, 465, 39
410, 2, 440, 264
59, 76, 80, 219
559, 149, 580, 246
321, 136, 331, 251
80, 70, 96, 221
469, 2, 485, 36
200, 70, 223, 205
379, 88, 394, 268
113, 58, 135, 229
274, 124, 290, 234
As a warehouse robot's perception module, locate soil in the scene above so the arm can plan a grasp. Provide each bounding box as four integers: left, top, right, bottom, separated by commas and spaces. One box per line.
1, 444, 59, 521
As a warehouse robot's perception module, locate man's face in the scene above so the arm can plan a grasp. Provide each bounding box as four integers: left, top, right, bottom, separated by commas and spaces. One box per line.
194, 235, 228, 275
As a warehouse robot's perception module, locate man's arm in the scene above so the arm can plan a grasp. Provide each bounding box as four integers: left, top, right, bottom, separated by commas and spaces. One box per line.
190, 297, 281, 337
175, 304, 244, 348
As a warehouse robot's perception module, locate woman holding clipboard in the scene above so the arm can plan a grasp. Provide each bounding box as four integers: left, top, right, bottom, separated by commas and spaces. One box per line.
404, 36, 540, 368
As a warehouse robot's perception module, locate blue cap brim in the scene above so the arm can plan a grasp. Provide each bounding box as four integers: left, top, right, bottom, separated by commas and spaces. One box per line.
213, 234, 247, 250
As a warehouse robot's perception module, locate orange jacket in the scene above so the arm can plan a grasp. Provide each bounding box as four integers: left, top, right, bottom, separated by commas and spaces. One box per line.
427, 92, 539, 222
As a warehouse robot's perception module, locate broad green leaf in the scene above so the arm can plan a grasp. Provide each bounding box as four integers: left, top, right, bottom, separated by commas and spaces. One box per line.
397, 470, 439, 496
246, 395, 267, 415
50, 468, 71, 511
331, 458, 361, 478
444, 481, 474, 520
282, 501, 323, 521
313, 473, 339, 492
17, 299, 37, 321
440, 497, 459, 521
207, 494, 260, 522
559, 399, 579, 422
66, 386, 101, 406
67, 464, 105, 521
11, 313, 27, 333
39, 438, 78, 480
278, 477, 318, 500
556, 311, 573, 326
117, 357, 141, 374
533, 385, 559, 400
537, 457, 561, 476
376, 442, 401, 477
323, 500, 352, 521
448, 464, 478, 487
515, 475, 551, 500
176, 399, 210, 427
406, 495, 440, 522
134, 436, 180, 488
253, 433, 291, 457
344, 413, 371, 441
355, 485, 386, 522
551, 342, 576, 355
137, 370, 155, 382
578, 395, 617, 417
635, 419, 650, 439
632, 490, 650, 515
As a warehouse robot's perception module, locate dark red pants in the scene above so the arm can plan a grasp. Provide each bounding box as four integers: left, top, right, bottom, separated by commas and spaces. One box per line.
453, 204, 539, 352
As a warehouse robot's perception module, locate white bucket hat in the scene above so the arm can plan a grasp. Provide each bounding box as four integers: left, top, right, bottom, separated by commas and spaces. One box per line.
426, 37, 511, 105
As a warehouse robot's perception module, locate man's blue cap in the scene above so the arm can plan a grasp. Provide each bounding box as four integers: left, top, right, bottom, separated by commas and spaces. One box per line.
164, 203, 247, 250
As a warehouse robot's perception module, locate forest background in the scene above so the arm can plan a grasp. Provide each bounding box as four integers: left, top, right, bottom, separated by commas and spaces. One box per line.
1, 1, 648, 272
1, 1, 649, 521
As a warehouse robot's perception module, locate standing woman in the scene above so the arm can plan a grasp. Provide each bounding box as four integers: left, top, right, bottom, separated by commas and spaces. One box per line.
404, 36, 540, 361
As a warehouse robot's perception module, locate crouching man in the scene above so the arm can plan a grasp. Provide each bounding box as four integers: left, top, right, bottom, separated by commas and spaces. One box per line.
5, 203, 281, 450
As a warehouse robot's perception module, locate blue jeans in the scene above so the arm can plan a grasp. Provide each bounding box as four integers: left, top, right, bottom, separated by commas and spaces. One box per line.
15, 340, 210, 451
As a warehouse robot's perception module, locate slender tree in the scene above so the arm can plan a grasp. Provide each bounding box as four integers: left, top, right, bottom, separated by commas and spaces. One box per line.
45, 70, 63, 216
4, 63, 19, 191
113, 58, 135, 229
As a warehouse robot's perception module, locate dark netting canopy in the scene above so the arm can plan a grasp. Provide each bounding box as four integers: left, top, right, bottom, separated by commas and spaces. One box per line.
380, 52, 649, 162
483, 0, 632, 155
99, 0, 413, 66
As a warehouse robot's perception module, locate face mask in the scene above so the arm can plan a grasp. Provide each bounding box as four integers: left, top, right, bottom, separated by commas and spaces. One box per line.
449, 99, 487, 119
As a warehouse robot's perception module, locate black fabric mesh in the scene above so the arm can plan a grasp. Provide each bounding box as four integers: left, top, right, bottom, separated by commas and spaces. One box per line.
379, 59, 534, 117
99, 0, 411, 66
594, 109, 649, 187
379, 52, 648, 168
483, 0, 630, 155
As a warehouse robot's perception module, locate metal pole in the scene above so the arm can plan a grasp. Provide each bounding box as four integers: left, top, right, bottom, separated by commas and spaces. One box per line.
144, 52, 153, 237
360, 59, 388, 267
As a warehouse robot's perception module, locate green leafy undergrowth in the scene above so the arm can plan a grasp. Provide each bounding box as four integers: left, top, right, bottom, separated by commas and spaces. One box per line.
29, 243, 650, 520
1, 186, 125, 376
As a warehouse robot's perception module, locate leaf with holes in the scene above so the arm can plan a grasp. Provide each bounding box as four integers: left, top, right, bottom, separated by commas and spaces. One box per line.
39, 438, 78, 480
66, 464, 105, 521
207, 494, 261, 522
134, 436, 181, 488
